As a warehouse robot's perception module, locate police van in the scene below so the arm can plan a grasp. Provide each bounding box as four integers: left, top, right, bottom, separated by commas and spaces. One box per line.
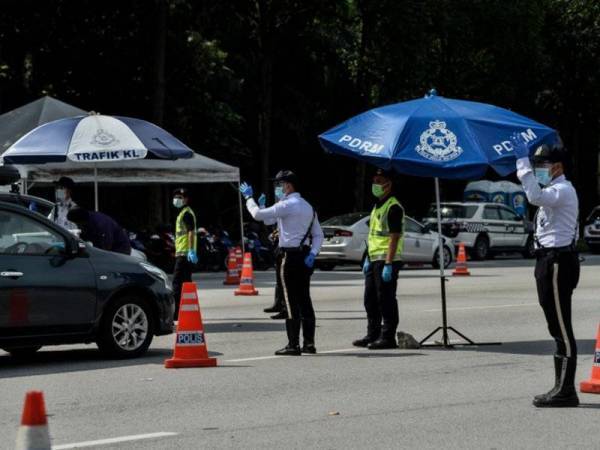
423, 202, 534, 260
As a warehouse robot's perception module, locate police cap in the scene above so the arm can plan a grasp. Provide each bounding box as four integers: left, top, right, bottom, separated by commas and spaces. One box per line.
173, 187, 189, 197
271, 170, 298, 185
373, 168, 396, 183
54, 176, 76, 191
531, 143, 568, 165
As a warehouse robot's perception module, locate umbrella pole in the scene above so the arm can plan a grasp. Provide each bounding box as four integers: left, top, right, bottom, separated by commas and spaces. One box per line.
94, 166, 99, 211
237, 181, 245, 254
419, 177, 501, 348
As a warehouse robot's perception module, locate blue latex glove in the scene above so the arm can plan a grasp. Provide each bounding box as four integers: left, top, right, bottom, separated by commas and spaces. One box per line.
510, 132, 530, 159
187, 249, 198, 264
258, 193, 267, 208
304, 252, 316, 268
240, 182, 254, 200
362, 258, 370, 275
382, 264, 393, 282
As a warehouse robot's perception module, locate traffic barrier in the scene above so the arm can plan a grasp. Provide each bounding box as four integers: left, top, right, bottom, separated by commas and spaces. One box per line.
580, 324, 600, 393
234, 252, 259, 296
15, 391, 51, 450
165, 282, 217, 368
223, 248, 241, 285
452, 243, 470, 276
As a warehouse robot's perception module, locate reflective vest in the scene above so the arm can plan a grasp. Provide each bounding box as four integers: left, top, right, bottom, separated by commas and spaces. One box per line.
175, 206, 196, 255
367, 196, 404, 262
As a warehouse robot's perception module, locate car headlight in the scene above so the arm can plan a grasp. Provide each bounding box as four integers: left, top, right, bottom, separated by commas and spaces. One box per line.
140, 262, 173, 291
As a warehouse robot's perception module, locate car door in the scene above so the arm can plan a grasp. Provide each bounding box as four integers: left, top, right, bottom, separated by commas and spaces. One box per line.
401, 218, 423, 262
482, 205, 505, 247
0, 207, 97, 336
498, 206, 527, 247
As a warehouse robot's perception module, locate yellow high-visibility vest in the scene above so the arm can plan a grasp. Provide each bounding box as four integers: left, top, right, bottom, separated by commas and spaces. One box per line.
367, 196, 404, 262
175, 206, 196, 255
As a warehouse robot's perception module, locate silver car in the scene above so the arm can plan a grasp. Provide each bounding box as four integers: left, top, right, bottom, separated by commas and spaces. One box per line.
583, 206, 600, 253
316, 212, 454, 270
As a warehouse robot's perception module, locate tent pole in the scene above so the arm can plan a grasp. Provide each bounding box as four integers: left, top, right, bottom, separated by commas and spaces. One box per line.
237, 181, 245, 254
419, 177, 501, 348
94, 166, 99, 211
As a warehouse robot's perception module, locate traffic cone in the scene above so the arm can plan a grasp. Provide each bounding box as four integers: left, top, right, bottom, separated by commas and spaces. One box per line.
234, 252, 259, 296
235, 246, 243, 273
15, 391, 51, 450
452, 243, 470, 276
223, 248, 241, 285
580, 324, 600, 393
165, 282, 217, 368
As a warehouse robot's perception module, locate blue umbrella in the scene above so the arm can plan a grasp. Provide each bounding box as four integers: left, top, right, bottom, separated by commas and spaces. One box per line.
2, 114, 194, 209
319, 90, 557, 348
319, 90, 557, 180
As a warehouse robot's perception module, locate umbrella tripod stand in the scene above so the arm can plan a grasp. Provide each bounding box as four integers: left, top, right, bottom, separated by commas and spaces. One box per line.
419, 178, 501, 348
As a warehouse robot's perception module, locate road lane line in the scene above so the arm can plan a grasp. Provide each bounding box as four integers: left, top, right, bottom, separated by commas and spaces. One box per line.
424, 303, 538, 312
225, 348, 364, 363
52, 432, 178, 449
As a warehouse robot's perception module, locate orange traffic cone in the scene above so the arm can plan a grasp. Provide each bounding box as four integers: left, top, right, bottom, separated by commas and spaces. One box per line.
452, 243, 470, 276
223, 248, 241, 285
234, 252, 259, 296
235, 246, 243, 273
15, 391, 51, 450
165, 282, 217, 368
580, 324, 600, 393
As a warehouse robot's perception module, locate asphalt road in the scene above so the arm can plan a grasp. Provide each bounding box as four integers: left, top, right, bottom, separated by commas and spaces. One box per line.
2, 256, 600, 449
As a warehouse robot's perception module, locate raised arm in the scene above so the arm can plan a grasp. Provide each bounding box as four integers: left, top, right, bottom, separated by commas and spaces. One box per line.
517, 158, 565, 207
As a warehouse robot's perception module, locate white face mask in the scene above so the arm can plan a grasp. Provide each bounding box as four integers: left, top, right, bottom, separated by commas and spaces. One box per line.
173, 198, 184, 209
55, 189, 67, 202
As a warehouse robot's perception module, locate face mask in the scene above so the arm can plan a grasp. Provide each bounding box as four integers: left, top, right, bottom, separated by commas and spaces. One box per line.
173, 198, 184, 209
534, 167, 552, 186
55, 189, 66, 202
274, 186, 285, 200
372, 183, 385, 198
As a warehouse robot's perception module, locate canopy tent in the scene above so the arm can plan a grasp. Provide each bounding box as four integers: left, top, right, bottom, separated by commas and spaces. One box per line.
14, 153, 239, 185
0, 96, 87, 153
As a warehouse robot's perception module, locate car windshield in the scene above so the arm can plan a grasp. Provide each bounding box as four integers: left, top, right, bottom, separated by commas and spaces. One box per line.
323, 212, 368, 226
427, 204, 478, 219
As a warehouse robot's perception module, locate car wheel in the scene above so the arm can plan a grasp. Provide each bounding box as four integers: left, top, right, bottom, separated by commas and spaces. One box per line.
472, 235, 489, 261
96, 296, 155, 359
1, 346, 42, 358
316, 262, 336, 271
522, 235, 536, 259
432, 246, 453, 269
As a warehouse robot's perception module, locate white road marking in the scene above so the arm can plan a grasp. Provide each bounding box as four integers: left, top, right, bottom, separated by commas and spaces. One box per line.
225, 347, 364, 363
424, 303, 538, 313
52, 432, 178, 449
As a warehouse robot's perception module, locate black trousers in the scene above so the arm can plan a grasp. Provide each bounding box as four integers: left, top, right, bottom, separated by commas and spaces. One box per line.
172, 256, 193, 319
280, 249, 315, 347
535, 250, 580, 360
363, 260, 402, 341
273, 251, 286, 312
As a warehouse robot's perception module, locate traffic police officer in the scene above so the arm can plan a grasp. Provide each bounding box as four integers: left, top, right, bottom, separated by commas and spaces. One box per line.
354, 169, 404, 350
172, 188, 198, 319
514, 136, 580, 408
53, 177, 78, 230
240, 170, 323, 355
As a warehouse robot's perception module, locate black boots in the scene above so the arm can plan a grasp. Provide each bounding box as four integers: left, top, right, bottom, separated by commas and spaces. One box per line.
352, 337, 373, 347
533, 356, 579, 407
275, 345, 301, 356
276, 319, 316, 355
302, 319, 317, 353
368, 338, 398, 350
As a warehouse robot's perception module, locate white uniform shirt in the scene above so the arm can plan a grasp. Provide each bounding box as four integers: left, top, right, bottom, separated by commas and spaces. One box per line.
54, 199, 78, 230
246, 192, 324, 255
516, 157, 578, 248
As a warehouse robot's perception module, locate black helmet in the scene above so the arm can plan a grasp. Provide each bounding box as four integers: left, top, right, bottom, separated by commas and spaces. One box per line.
271, 170, 298, 186
173, 187, 189, 197
531, 143, 568, 165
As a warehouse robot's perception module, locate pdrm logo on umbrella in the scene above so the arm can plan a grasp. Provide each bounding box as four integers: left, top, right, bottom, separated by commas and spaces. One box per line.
338, 135, 385, 154
415, 120, 463, 162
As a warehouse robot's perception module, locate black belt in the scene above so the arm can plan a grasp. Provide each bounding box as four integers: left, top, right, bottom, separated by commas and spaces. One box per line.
280, 246, 310, 253
535, 245, 576, 256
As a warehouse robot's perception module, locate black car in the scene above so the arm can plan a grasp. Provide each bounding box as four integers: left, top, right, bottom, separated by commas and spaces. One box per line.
0, 201, 174, 358
0, 191, 55, 218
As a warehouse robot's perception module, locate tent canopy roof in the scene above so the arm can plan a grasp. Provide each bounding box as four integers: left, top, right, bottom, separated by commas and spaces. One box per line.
0, 96, 87, 153
16, 153, 239, 184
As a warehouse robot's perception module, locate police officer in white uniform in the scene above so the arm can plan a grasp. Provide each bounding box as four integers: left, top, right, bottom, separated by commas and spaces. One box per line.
53, 177, 78, 230
240, 170, 324, 355
513, 136, 580, 408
